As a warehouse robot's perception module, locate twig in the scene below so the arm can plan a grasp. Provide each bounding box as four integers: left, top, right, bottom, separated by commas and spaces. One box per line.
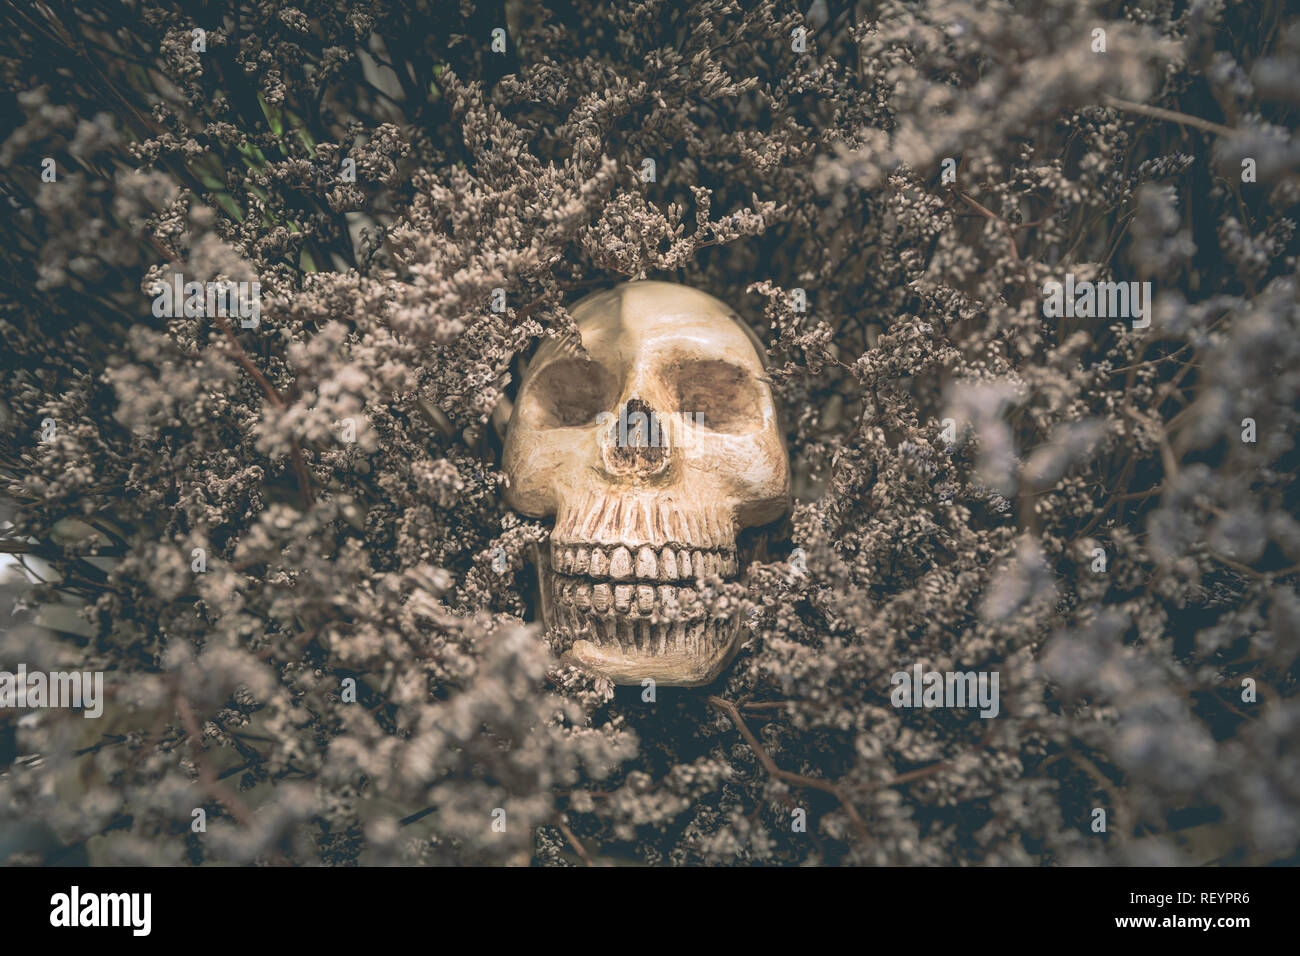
1101, 95, 1237, 138
173, 689, 254, 826
1068, 742, 1133, 842
145, 238, 313, 509
1205, 550, 1265, 581
877, 760, 954, 789
556, 815, 594, 866
210, 313, 314, 509
955, 189, 1020, 263
399, 806, 436, 826
707, 695, 870, 842
212, 315, 285, 410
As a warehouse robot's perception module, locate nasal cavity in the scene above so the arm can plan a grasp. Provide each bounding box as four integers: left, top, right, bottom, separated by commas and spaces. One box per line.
603, 398, 670, 477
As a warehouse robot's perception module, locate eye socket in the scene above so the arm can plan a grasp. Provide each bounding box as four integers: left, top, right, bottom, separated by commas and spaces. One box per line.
525, 358, 615, 427
671, 359, 764, 433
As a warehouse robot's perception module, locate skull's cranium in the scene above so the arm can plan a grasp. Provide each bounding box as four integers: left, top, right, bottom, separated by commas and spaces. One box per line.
503, 281, 790, 686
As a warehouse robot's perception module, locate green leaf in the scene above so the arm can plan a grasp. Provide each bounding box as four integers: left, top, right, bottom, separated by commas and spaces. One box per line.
258, 93, 283, 137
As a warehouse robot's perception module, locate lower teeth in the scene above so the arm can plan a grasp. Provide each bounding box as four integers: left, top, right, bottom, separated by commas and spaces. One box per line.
548, 601, 738, 656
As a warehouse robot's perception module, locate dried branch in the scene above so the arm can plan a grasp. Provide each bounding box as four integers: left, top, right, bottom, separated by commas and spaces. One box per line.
708, 695, 870, 843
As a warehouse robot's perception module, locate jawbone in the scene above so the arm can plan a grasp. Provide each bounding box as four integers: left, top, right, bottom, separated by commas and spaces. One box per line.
543, 540, 743, 686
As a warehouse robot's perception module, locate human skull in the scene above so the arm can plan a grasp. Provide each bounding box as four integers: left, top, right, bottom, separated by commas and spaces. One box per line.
503, 281, 790, 686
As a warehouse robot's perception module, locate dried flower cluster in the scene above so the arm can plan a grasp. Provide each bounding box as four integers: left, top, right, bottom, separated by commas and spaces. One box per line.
0, 0, 1297, 866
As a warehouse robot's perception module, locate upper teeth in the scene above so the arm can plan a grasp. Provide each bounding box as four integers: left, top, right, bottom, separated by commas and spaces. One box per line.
551, 543, 738, 581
